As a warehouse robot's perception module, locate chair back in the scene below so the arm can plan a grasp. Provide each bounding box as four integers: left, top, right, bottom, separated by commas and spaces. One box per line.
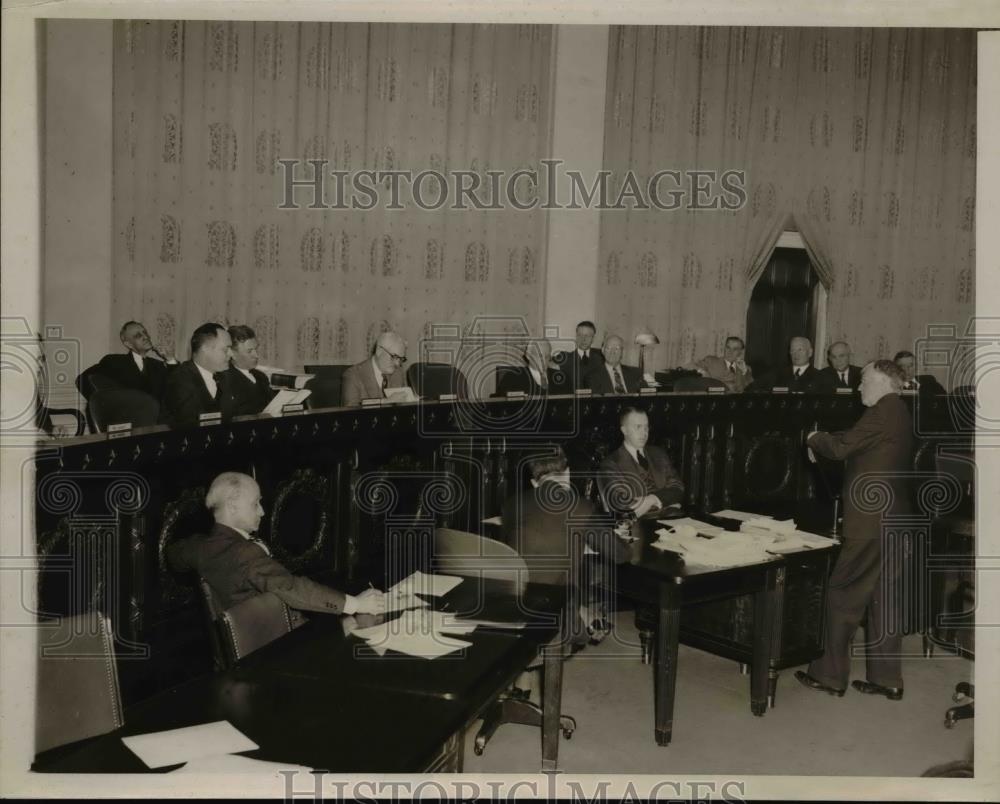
220, 592, 294, 663
36, 611, 124, 754
304, 364, 352, 409
434, 527, 528, 595
672, 375, 726, 393
88, 387, 160, 431
198, 578, 228, 670
406, 362, 469, 399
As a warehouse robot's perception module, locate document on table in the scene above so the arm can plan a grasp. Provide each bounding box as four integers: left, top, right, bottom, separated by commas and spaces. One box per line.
656, 516, 726, 536
711, 509, 773, 522
122, 721, 257, 769
652, 528, 777, 568
389, 570, 463, 598
173, 754, 313, 774
261, 388, 311, 416
351, 608, 475, 658
384, 590, 431, 613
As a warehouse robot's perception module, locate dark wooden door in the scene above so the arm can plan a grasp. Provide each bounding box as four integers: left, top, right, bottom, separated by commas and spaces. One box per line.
745, 248, 819, 379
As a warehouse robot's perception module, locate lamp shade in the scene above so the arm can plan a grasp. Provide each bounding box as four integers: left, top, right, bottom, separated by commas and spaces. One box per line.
634, 330, 660, 347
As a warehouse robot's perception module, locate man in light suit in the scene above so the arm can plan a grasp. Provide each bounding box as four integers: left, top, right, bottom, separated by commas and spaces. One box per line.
167, 472, 385, 619
224, 324, 277, 416
818, 341, 863, 392
691, 336, 753, 393
585, 335, 644, 395
89, 320, 176, 400
340, 331, 408, 406
796, 360, 914, 700
598, 407, 684, 518
495, 338, 554, 396
161, 323, 238, 428
552, 320, 604, 389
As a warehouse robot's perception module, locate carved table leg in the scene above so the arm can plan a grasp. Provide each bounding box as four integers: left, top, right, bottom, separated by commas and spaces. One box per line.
654, 580, 681, 745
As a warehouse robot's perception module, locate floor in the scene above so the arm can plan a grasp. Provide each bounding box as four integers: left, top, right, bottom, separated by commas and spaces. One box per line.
463, 609, 975, 776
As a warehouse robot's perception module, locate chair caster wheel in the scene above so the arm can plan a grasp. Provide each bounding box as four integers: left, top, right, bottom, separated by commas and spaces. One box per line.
562, 728, 574, 740
473, 740, 485, 756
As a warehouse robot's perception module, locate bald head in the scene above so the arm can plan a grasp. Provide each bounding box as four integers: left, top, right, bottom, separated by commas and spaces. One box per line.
374, 331, 407, 376
603, 335, 624, 367
789, 337, 813, 368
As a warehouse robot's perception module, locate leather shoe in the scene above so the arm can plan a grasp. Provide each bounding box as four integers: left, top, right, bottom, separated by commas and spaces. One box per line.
852, 680, 903, 700
795, 670, 845, 697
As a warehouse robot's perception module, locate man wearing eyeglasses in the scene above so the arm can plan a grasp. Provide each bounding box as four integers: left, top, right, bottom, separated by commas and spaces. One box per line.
341, 331, 408, 406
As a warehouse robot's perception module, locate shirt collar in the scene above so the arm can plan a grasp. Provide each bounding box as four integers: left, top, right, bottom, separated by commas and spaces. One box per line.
194, 361, 217, 388
131, 351, 144, 370
371, 356, 384, 387
578, 348, 587, 359
528, 366, 543, 386
236, 366, 255, 382
623, 442, 644, 462
230, 525, 252, 540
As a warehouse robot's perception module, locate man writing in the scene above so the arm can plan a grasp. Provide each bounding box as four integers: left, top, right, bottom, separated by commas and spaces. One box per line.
797, 360, 913, 700
168, 472, 385, 619
598, 407, 684, 518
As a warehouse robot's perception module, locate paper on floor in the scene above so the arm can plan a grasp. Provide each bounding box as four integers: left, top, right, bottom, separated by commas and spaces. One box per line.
122, 721, 257, 769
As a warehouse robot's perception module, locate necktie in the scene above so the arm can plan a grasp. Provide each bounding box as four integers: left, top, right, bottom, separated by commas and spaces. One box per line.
727, 362, 734, 373
138, 356, 146, 375
840, 371, 847, 386
636, 450, 650, 471
381, 374, 388, 396
613, 367, 626, 394
212, 372, 226, 399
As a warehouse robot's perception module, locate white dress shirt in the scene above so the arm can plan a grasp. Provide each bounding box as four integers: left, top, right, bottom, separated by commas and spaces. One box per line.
605, 362, 626, 389
195, 362, 218, 398
131, 351, 145, 373
528, 366, 544, 387
236, 366, 256, 384
371, 357, 386, 392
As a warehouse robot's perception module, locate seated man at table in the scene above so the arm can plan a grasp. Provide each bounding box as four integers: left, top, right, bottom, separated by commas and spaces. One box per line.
584, 334, 644, 395
89, 320, 176, 400
495, 338, 554, 396
224, 324, 277, 416
689, 335, 754, 393
552, 320, 604, 389
501, 446, 622, 644
168, 472, 385, 622
341, 331, 408, 406
598, 407, 684, 518
161, 323, 237, 428
893, 349, 947, 395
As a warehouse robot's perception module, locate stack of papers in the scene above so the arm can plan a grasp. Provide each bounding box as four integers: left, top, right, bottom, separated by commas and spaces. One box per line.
739, 520, 838, 553
656, 517, 726, 537
652, 527, 778, 568
351, 608, 474, 659
711, 509, 769, 521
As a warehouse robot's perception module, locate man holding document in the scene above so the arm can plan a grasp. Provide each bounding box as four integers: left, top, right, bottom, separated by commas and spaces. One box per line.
168, 472, 385, 619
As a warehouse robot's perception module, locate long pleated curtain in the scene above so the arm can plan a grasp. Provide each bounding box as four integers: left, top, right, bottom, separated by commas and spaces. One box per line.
598, 27, 976, 369
112, 21, 552, 377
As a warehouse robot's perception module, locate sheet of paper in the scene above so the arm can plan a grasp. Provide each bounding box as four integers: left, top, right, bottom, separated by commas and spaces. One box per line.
173, 754, 313, 774
456, 618, 526, 630
122, 721, 257, 769
380, 632, 472, 659
383, 590, 431, 613
657, 517, 726, 536
261, 388, 312, 416
384, 386, 419, 403
389, 570, 463, 598
481, 515, 503, 526
711, 509, 773, 521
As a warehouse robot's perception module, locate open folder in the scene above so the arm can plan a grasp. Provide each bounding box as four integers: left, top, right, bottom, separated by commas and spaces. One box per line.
261, 388, 311, 416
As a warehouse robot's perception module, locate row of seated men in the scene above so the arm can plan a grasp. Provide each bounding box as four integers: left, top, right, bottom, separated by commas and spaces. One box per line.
78, 318, 946, 431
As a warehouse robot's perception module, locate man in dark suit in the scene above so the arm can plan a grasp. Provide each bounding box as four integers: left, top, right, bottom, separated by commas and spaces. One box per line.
818, 341, 863, 392
224, 325, 277, 416
552, 320, 604, 389
495, 339, 554, 396
755, 336, 832, 392
598, 407, 684, 518
89, 321, 176, 399
796, 360, 914, 700
894, 350, 947, 395
584, 335, 644, 395
340, 331, 408, 406
167, 472, 385, 619
161, 323, 237, 428
501, 447, 624, 645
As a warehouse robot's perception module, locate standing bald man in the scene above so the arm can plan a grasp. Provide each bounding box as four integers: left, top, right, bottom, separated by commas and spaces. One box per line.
341, 331, 408, 406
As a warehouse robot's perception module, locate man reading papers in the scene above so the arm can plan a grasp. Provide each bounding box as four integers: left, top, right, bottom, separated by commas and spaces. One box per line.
168, 472, 385, 621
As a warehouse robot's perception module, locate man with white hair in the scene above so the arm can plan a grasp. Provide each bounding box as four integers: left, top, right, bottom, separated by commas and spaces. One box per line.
796, 359, 913, 701
495, 338, 554, 396
168, 472, 385, 617
584, 335, 643, 395
341, 330, 409, 406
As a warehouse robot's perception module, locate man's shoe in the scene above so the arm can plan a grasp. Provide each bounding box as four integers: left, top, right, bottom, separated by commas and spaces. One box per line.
852, 680, 903, 700
795, 670, 845, 697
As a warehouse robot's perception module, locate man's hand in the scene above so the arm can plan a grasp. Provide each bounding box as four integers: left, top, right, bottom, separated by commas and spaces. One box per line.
354, 588, 386, 615
734, 358, 747, 374
631, 494, 662, 518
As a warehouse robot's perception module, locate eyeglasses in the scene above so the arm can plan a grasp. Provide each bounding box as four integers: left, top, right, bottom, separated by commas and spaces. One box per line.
379, 345, 407, 365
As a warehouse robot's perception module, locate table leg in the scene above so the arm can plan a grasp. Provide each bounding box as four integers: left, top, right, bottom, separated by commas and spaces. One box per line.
751, 566, 782, 716
541, 633, 563, 772
654, 581, 681, 745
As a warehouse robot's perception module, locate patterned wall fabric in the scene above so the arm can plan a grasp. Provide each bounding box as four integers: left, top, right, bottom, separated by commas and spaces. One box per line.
598, 27, 976, 370
112, 21, 551, 372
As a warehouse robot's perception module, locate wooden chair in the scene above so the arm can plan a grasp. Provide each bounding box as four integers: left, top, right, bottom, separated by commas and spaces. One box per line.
406, 362, 469, 399
434, 528, 576, 756
87, 387, 160, 432
219, 592, 294, 663
197, 578, 228, 671
36, 611, 124, 754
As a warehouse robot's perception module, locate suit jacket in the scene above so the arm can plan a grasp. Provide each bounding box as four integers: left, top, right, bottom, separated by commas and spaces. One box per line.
340, 358, 406, 406
161, 360, 237, 428
808, 393, 914, 543
552, 348, 605, 389
225, 365, 276, 416
495, 365, 551, 397
598, 444, 684, 515
167, 522, 347, 614
694, 355, 753, 393
905, 374, 947, 396
584, 362, 644, 395
93, 352, 171, 400
760, 364, 833, 393
818, 365, 862, 392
